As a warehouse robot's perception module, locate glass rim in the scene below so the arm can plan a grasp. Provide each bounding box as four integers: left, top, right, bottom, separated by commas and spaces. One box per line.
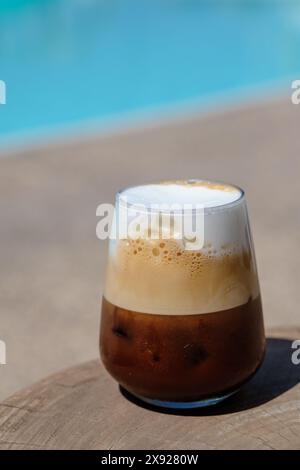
116, 179, 245, 215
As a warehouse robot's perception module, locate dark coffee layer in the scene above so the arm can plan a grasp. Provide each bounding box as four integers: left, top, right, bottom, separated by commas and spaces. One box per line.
100, 296, 265, 402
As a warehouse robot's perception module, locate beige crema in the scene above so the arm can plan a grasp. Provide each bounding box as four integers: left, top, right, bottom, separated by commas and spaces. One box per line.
104, 180, 259, 315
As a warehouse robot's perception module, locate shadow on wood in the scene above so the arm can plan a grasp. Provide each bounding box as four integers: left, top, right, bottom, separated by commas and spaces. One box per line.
120, 336, 300, 416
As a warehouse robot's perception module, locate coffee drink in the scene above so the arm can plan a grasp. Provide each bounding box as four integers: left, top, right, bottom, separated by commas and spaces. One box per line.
99, 181, 265, 407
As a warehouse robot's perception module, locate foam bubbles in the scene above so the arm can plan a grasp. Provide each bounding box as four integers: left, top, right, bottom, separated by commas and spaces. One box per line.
104, 180, 259, 315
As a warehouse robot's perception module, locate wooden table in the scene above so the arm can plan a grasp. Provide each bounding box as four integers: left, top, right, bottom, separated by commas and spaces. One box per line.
0, 328, 299, 450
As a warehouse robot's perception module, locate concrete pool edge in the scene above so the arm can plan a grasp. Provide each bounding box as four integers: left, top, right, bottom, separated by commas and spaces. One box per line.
0, 80, 289, 158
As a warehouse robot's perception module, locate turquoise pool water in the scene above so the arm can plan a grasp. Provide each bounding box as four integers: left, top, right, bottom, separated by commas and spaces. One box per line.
0, 0, 300, 144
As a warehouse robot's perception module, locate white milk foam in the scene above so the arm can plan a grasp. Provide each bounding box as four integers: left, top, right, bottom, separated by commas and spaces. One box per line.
104, 180, 259, 315
119, 180, 242, 209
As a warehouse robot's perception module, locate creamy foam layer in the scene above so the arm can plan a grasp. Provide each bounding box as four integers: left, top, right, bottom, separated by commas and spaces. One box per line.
104, 180, 259, 315
119, 180, 242, 209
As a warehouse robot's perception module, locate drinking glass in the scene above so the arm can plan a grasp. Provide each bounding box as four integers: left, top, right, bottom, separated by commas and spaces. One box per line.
99, 180, 265, 409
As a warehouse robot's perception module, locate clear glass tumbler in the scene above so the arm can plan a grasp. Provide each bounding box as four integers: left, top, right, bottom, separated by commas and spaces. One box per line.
99, 180, 265, 409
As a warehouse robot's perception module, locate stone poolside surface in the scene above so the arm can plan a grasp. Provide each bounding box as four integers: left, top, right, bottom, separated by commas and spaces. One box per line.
0, 97, 299, 400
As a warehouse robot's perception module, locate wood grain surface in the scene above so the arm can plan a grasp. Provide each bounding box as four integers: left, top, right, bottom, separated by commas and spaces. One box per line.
0, 327, 299, 450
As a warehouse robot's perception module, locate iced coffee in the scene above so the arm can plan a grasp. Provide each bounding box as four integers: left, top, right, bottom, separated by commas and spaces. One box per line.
99, 180, 265, 408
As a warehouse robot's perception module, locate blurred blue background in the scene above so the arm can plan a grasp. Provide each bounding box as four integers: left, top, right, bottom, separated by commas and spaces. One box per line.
0, 0, 300, 143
